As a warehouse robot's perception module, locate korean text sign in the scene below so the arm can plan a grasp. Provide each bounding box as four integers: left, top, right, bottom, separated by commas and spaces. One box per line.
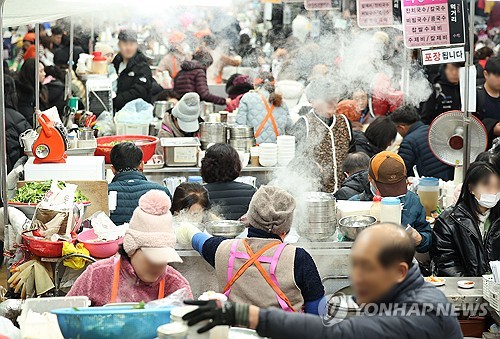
402, 0, 466, 49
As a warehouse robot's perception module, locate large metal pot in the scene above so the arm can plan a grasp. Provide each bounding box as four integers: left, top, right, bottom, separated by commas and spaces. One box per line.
199, 122, 227, 149
228, 125, 254, 139
299, 193, 337, 241
229, 138, 255, 152
338, 215, 376, 240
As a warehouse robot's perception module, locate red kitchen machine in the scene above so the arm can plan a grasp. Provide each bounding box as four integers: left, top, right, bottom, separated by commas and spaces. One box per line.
31, 113, 68, 164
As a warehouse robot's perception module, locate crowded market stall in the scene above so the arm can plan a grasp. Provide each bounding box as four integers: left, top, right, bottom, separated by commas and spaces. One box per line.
1, 0, 500, 338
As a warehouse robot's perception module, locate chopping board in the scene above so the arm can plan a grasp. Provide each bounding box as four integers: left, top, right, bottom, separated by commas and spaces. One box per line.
17, 180, 109, 218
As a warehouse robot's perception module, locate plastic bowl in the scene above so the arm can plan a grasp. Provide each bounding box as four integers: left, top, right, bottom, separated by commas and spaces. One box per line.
94, 135, 159, 164
22, 234, 76, 258
52, 306, 173, 339
77, 229, 123, 258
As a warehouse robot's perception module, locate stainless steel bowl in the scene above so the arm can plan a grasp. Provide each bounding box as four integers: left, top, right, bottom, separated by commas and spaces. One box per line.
200, 123, 227, 144
228, 125, 254, 139
338, 215, 377, 240
229, 138, 255, 152
205, 220, 245, 238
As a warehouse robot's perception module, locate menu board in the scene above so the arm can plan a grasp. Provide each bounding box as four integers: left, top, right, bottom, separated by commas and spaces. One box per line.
357, 0, 394, 28
402, 0, 466, 49
305, 0, 341, 10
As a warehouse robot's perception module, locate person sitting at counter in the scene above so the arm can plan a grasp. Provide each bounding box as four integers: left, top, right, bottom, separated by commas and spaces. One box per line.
431, 162, 500, 277
68, 190, 192, 306
334, 152, 370, 201
201, 143, 256, 220
108, 142, 171, 225
155, 92, 201, 155
182, 224, 461, 339
171, 183, 217, 225
350, 151, 432, 253
175, 186, 325, 314
112, 29, 154, 111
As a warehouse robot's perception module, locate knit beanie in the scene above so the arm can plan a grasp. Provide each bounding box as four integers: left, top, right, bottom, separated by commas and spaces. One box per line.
172, 92, 201, 133
123, 190, 182, 264
247, 186, 296, 235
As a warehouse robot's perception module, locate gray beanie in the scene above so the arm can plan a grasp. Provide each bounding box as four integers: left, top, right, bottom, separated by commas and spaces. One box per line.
172, 92, 201, 133
247, 186, 296, 235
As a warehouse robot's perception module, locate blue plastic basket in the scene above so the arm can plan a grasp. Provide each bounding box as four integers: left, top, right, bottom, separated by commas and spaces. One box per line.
52, 306, 173, 339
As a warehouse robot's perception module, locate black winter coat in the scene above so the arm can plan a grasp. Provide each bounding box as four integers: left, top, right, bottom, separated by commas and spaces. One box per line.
173, 61, 226, 105
351, 131, 382, 158
113, 51, 153, 111
398, 121, 454, 181
204, 181, 256, 220
334, 170, 370, 201
255, 263, 462, 339
421, 73, 461, 125
431, 203, 500, 277
6, 107, 31, 173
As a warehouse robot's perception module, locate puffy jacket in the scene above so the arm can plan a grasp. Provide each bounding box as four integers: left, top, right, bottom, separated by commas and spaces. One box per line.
350, 191, 432, 253
6, 107, 31, 173
15, 79, 65, 125
236, 90, 292, 144
108, 171, 171, 225
398, 121, 454, 181
421, 72, 461, 125
204, 181, 256, 220
474, 87, 500, 147
334, 170, 370, 201
113, 51, 153, 111
351, 131, 383, 158
431, 203, 500, 277
173, 61, 226, 105
255, 263, 462, 339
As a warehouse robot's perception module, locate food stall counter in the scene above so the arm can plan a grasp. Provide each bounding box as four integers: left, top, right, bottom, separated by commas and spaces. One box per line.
435, 277, 483, 304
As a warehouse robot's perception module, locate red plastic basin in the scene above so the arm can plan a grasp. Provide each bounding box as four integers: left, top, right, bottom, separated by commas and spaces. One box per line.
77, 229, 123, 258
94, 135, 159, 164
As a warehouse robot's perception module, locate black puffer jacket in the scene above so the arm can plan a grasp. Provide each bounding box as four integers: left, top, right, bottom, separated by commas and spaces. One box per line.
112, 51, 153, 111
430, 203, 500, 277
204, 181, 256, 220
398, 121, 454, 181
6, 107, 31, 173
351, 131, 382, 158
334, 170, 370, 201
256, 263, 462, 339
421, 71, 461, 125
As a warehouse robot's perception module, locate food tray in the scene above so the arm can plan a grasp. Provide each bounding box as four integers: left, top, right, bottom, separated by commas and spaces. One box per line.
52, 306, 173, 339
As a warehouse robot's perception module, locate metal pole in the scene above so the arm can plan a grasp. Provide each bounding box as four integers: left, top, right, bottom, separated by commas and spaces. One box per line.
34, 23, 40, 126
67, 17, 74, 99
402, 46, 410, 102
463, 0, 475, 178
89, 16, 94, 54
0, 0, 10, 259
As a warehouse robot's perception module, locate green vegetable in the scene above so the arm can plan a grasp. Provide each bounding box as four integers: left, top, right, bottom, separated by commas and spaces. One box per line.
133, 301, 146, 309
11, 181, 89, 204
73, 307, 80, 311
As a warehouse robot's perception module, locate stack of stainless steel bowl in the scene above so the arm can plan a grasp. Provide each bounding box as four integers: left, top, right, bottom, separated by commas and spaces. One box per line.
228, 125, 255, 152
300, 192, 337, 241
199, 122, 227, 150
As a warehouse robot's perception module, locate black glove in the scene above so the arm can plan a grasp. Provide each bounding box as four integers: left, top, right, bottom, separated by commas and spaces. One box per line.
182, 300, 250, 333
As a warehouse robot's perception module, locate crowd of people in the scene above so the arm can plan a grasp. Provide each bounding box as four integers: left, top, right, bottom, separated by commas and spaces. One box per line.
2, 3, 500, 337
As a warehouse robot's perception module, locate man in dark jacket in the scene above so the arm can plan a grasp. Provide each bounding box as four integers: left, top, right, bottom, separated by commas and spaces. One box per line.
474, 56, 500, 146
108, 142, 171, 225
173, 48, 228, 106
4, 75, 31, 173
390, 106, 454, 181
184, 224, 462, 339
112, 30, 153, 111
335, 152, 370, 200
421, 63, 462, 125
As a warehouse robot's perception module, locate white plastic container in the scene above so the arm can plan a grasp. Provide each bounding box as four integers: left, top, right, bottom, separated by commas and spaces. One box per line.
170, 306, 209, 339
115, 123, 150, 136
380, 197, 402, 225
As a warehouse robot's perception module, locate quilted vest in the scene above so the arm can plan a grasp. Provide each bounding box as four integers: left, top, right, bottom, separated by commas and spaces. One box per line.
214, 238, 304, 311
300, 111, 351, 193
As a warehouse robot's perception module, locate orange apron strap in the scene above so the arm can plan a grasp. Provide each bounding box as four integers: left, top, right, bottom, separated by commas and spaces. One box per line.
255, 94, 279, 139
222, 240, 280, 293
110, 259, 121, 304
243, 241, 296, 312
158, 277, 166, 299
172, 57, 178, 79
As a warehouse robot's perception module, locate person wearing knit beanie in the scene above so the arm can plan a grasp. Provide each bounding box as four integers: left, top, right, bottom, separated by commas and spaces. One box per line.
67, 190, 192, 306
175, 185, 325, 314
171, 92, 201, 133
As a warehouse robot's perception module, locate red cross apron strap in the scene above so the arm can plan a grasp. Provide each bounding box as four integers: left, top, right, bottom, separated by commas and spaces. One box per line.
109, 259, 166, 304
171, 57, 178, 79
254, 93, 280, 139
